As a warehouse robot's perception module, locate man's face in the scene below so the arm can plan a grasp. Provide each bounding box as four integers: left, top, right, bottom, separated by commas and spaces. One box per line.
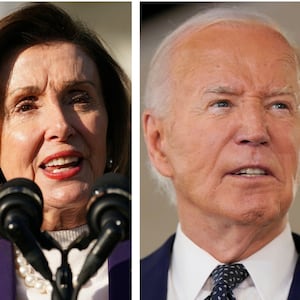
145, 23, 300, 228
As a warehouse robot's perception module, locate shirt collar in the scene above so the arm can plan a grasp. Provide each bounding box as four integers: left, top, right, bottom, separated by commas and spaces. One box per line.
240, 223, 297, 300
170, 223, 220, 299
170, 223, 297, 300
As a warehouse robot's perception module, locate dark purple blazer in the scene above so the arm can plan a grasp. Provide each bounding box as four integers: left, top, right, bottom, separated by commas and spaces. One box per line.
141, 233, 300, 300
0, 238, 131, 300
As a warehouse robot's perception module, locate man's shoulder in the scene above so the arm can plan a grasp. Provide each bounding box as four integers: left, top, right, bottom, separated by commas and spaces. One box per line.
141, 235, 175, 300
287, 233, 300, 299
141, 235, 175, 271
292, 232, 300, 253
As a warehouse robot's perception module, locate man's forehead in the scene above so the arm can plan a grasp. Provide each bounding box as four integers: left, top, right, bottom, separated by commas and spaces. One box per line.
168, 21, 297, 81
172, 21, 292, 55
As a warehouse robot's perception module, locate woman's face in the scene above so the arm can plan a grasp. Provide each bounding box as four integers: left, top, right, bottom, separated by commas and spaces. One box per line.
0, 42, 108, 212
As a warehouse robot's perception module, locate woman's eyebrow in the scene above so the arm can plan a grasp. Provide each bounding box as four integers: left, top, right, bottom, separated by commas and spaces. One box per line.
8, 80, 98, 97
7, 86, 40, 98
62, 80, 98, 89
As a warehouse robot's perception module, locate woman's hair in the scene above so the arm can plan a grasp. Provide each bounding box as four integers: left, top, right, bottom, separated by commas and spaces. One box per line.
0, 3, 131, 175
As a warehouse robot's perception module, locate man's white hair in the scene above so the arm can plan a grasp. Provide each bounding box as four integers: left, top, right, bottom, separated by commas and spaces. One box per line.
143, 6, 299, 204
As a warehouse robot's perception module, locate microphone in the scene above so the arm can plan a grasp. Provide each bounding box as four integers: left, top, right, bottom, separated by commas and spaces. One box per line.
0, 178, 53, 282
75, 172, 131, 289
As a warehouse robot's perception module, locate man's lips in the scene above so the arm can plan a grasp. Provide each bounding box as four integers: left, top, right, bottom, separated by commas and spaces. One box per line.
228, 166, 272, 177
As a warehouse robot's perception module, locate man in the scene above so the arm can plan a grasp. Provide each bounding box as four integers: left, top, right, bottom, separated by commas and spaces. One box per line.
141, 7, 300, 300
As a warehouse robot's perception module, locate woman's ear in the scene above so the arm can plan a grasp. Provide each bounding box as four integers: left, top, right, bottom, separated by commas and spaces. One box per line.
142, 110, 173, 178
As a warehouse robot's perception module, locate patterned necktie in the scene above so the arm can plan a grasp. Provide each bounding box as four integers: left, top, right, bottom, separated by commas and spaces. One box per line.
205, 264, 249, 300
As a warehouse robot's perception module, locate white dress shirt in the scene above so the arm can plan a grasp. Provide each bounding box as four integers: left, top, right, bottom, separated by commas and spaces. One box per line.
167, 223, 297, 300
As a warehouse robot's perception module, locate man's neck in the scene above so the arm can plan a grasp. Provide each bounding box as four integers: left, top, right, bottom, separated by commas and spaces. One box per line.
179, 212, 287, 263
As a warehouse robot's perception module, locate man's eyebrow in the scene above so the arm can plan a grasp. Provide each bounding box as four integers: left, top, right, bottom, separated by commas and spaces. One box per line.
203, 86, 242, 95
203, 85, 297, 98
264, 86, 296, 97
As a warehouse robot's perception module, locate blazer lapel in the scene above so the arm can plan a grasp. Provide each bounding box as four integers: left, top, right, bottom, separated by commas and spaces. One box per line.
108, 240, 131, 300
0, 238, 15, 300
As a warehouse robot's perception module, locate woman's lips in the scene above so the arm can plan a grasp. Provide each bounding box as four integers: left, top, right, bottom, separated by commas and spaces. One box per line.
40, 151, 83, 180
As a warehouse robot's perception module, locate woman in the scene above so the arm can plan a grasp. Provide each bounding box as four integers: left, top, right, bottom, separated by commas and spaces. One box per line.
0, 3, 130, 300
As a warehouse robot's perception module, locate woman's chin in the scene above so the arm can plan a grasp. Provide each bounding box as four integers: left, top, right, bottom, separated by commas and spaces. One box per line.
43, 185, 90, 209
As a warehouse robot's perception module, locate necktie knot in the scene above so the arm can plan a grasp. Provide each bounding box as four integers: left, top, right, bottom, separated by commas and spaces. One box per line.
206, 263, 249, 300
211, 264, 249, 290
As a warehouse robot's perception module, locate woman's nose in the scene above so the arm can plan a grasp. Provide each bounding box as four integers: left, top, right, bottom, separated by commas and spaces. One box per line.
43, 104, 75, 142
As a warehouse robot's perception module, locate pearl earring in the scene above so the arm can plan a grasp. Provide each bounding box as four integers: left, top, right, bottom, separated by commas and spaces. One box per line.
106, 158, 113, 170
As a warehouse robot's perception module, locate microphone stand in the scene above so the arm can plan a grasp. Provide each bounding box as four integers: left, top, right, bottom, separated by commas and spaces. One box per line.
36, 223, 127, 300
36, 231, 93, 300
53, 249, 73, 300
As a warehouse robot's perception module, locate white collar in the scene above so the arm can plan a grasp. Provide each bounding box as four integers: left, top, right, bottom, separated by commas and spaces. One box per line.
170, 223, 297, 300
240, 223, 297, 299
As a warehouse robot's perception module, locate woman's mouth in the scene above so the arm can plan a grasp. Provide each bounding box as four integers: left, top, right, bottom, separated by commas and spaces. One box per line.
40, 152, 83, 179
41, 157, 81, 173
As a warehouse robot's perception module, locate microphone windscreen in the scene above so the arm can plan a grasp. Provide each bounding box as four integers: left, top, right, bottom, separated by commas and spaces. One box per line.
0, 177, 43, 205
0, 178, 43, 238
87, 173, 130, 238
91, 172, 130, 196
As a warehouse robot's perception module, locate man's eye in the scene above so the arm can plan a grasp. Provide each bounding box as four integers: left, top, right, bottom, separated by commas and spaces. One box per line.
212, 100, 231, 108
272, 102, 288, 109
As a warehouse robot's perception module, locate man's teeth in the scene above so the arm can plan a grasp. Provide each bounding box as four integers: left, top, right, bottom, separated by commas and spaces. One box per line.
44, 157, 79, 168
235, 168, 267, 176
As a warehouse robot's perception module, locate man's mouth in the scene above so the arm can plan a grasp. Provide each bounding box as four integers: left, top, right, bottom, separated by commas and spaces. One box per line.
232, 167, 269, 177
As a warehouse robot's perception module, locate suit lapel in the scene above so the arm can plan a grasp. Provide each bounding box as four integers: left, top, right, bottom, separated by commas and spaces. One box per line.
288, 233, 300, 300
141, 235, 175, 300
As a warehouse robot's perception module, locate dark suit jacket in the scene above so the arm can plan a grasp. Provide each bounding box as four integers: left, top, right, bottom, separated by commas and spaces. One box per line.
141, 233, 300, 300
0, 238, 131, 300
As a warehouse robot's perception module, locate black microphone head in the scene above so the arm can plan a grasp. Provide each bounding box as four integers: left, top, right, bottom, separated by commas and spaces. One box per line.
91, 172, 130, 195
0, 178, 43, 239
88, 172, 131, 240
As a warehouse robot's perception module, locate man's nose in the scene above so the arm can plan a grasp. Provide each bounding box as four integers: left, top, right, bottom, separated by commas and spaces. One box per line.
234, 104, 270, 146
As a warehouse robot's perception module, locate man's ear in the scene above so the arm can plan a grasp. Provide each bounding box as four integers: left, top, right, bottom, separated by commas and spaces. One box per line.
142, 110, 173, 177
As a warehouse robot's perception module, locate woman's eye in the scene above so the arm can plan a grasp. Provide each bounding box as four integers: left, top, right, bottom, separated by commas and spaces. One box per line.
15, 97, 37, 113
70, 91, 91, 104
